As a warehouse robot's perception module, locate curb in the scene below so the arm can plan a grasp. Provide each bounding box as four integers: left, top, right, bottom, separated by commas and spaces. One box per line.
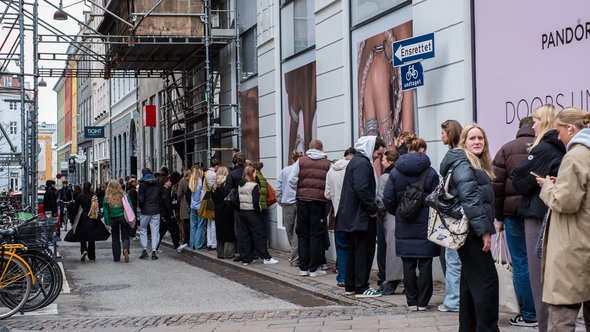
160, 240, 390, 308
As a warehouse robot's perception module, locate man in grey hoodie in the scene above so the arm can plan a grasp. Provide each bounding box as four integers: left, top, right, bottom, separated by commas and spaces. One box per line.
325, 147, 356, 287
277, 150, 303, 266
289, 139, 331, 277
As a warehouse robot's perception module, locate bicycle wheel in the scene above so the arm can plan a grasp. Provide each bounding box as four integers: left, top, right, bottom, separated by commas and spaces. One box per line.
2, 251, 62, 311
0, 257, 32, 319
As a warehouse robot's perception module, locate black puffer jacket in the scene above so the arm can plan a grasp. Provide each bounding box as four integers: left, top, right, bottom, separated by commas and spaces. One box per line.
511, 130, 565, 219
440, 149, 495, 237
138, 173, 164, 215
492, 126, 535, 221
382, 152, 440, 258
225, 164, 245, 190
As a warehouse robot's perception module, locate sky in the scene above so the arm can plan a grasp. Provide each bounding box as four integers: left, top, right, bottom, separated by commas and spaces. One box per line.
2, 0, 86, 124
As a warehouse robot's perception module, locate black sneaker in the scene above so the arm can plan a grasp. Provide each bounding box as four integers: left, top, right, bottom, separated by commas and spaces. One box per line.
139, 250, 148, 259
509, 315, 538, 327
151, 251, 158, 260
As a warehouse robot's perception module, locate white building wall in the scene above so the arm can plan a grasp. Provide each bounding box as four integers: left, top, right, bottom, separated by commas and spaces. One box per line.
413, 0, 474, 169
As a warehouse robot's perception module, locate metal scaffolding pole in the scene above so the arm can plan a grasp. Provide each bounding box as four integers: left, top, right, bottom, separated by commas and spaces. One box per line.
31, 0, 38, 212
18, 0, 28, 207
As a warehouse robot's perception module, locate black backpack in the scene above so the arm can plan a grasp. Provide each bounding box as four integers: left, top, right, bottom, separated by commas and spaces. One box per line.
396, 170, 428, 220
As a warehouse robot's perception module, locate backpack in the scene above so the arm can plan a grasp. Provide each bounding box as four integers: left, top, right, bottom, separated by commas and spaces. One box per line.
396, 170, 428, 220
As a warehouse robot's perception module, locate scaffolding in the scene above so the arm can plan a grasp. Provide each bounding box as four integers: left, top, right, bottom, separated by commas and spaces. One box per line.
0, 0, 242, 206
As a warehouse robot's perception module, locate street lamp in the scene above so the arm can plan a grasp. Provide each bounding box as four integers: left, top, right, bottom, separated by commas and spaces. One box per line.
53, 1, 68, 20
38, 78, 47, 87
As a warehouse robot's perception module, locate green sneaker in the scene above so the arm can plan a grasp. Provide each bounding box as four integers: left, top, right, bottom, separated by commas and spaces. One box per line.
355, 288, 382, 298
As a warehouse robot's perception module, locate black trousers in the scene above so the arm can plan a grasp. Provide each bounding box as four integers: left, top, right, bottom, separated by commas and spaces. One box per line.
111, 216, 131, 262
237, 210, 270, 263
80, 241, 95, 261
457, 235, 500, 332
344, 218, 377, 294
296, 200, 327, 273
402, 257, 433, 307
158, 215, 180, 249
182, 218, 190, 244
376, 215, 386, 282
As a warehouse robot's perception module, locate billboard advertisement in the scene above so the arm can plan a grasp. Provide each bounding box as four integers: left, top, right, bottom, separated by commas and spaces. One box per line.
240, 86, 260, 162
474, 0, 590, 154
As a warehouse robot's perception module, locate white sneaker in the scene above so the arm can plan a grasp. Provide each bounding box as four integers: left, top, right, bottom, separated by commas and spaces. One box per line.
263, 257, 278, 265
299, 270, 310, 276
310, 270, 327, 277
319, 264, 329, 271
176, 243, 188, 253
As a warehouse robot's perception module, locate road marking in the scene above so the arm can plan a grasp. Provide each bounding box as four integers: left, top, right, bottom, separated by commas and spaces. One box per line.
58, 260, 70, 294
20, 303, 58, 316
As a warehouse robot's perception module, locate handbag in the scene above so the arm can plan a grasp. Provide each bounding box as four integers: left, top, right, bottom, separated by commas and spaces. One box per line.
224, 188, 240, 210
198, 177, 216, 219
494, 231, 520, 314
266, 182, 277, 206
122, 195, 136, 228
426, 170, 469, 249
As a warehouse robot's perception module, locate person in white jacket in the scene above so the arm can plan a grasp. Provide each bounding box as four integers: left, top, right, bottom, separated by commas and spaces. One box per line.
324, 147, 356, 287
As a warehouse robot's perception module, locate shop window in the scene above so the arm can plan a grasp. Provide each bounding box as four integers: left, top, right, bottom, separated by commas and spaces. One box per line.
351, 0, 409, 26
281, 0, 315, 58
241, 27, 258, 80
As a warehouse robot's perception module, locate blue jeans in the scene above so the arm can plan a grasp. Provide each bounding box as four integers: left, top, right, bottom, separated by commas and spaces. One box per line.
443, 248, 461, 310
334, 230, 348, 283
505, 216, 536, 321
190, 209, 206, 249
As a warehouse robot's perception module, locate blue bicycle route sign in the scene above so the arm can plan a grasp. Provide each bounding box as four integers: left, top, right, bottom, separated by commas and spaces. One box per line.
400, 62, 424, 91
392, 33, 435, 67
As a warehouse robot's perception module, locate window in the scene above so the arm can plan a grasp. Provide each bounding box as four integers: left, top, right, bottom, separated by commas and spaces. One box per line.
351, 0, 409, 26
281, 0, 315, 58
9, 102, 17, 110
241, 28, 258, 80
9, 122, 17, 135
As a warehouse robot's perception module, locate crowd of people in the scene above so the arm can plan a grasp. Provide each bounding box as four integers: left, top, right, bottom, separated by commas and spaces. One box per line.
40, 104, 590, 332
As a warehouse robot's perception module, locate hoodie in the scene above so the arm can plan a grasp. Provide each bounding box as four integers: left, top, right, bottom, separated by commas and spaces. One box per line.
277, 163, 297, 205
288, 148, 331, 201
354, 136, 378, 194
138, 173, 164, 215
567, 127, 590, 150
324, 158, 350, 217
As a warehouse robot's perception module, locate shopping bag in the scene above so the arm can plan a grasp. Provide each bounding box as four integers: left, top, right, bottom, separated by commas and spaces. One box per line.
122, 195, 136, 228
494, 231, 520, 314
198, 178, 215, 219
266, 183, 277, 206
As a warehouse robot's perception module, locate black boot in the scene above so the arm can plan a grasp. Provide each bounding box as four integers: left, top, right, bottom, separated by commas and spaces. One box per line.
139, 250, 148, 259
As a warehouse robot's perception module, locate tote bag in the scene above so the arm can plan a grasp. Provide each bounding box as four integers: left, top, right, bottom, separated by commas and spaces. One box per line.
494, 231, 520, 314
122, 195, 136, 228
198, 176, 215, 220
426, 170, 469, 249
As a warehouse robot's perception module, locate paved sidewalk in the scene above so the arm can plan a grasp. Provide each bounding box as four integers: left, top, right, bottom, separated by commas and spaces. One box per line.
163, 240, 583, 331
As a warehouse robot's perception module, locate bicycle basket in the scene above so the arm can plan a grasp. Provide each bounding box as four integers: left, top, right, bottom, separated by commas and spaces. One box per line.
12, 222, 56, 247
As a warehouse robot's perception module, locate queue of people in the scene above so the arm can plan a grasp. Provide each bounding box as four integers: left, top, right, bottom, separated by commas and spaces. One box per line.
42, 105, 590, 331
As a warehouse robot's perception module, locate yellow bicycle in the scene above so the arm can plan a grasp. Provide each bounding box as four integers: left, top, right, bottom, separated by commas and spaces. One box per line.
0, 243, 35, 319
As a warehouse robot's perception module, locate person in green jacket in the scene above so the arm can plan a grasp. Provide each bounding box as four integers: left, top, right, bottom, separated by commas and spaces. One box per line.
254, 162, 269, 240
104, 179, 134, 263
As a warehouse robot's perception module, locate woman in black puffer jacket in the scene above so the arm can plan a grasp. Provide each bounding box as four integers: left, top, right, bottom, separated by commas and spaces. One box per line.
383, 134, 439, 310
510, 105, 565, 332
440, 124, 498, 332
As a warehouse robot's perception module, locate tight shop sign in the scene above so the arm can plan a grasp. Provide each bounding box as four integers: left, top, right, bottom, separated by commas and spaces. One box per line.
84, 126, 105, 138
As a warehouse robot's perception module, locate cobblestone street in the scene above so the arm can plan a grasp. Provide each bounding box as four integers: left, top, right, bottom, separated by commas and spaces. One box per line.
1, 238, 585, 331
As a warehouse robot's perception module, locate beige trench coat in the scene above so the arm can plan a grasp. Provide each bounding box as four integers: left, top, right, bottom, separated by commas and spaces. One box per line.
539, 143, 590, 305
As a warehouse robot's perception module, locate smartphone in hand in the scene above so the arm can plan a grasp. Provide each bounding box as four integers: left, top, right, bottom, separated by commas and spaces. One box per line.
530, 171, 542, 178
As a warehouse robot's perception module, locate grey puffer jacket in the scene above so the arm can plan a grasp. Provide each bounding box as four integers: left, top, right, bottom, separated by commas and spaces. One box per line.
440, 149, 495, 237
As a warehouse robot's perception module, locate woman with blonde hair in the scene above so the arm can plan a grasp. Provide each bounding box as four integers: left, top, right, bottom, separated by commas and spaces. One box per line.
511, 104, 565, 331
104, 179, 134, 263
439, 124, 498, 331
535, 108, 590, 331
188, 165, 206, 250
212, 166, 236, 259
